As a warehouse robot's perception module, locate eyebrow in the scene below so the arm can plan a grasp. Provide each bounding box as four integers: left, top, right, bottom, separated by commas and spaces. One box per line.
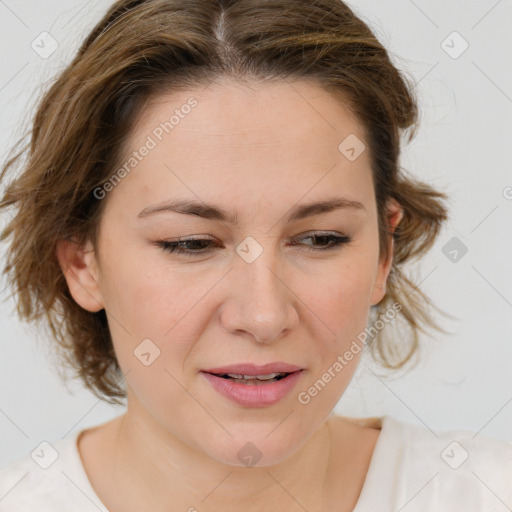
137, 196, 365, 224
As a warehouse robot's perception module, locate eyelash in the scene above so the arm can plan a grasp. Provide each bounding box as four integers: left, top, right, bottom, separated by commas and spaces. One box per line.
155, 232, 352, 257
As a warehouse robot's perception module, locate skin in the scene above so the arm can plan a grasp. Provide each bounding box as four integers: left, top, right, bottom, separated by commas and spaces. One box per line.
56, 78, 402, 511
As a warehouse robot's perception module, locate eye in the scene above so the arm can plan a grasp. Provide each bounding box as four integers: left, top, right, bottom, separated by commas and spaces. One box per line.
155, 232, 352, 258
156, 236, 217, 257
289, 232, 352, 252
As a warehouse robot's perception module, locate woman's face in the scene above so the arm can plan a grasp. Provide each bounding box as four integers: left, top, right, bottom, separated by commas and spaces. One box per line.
61, 78, 399, 466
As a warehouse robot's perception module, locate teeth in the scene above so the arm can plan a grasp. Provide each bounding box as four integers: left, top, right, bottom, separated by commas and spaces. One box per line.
226, 372, 286, 380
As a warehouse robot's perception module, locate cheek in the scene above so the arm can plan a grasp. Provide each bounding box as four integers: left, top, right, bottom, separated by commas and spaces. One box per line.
294, 266, 375, 411
100, 264, 201, 414
304, 253, 378, 337
99, 246, 195, 333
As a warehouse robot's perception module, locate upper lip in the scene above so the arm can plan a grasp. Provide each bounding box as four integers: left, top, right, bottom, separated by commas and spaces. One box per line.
202, 362, 303, 375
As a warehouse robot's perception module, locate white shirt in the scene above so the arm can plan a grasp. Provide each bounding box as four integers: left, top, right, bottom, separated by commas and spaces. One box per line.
1, 415, 511, 511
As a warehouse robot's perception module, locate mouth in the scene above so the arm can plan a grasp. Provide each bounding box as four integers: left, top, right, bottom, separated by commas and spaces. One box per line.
202, 362, 303, 376
200, 363, 304, 407
204, 371, 294, 384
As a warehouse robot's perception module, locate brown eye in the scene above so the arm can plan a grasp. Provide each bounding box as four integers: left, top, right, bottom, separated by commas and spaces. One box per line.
289, 232, 351, 252
156, 237, 218, 256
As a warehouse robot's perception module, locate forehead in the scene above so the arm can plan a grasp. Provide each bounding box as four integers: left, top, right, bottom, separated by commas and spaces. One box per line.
108, 78, 374, 221
130, 78, 367, 161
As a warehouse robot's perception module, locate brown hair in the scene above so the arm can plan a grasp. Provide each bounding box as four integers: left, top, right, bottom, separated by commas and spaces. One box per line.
0, 0, 450, 405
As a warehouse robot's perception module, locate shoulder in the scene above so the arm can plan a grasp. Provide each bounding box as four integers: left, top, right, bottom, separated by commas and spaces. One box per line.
0, 442, 69, 512
388, 414, 512, 470
383, 415, 512, 509
0, 434, 107, 512
337, 414, 512, 511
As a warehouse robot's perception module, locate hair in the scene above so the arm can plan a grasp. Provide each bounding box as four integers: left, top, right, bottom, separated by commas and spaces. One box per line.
0, 0, 450, 405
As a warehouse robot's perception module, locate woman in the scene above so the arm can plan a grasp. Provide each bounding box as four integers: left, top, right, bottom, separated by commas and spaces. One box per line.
0, 0, 510, 510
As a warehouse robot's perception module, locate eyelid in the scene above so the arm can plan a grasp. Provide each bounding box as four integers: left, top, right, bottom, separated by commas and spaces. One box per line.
154, 231, 352, 257
290, 230, 345, 242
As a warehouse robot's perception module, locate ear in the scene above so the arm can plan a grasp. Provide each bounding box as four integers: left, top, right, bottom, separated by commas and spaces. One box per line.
55, 238, 105, 312
370, 199, 403, 306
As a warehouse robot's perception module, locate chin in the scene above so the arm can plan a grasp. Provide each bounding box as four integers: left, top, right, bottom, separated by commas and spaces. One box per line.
200, 426, 305, 468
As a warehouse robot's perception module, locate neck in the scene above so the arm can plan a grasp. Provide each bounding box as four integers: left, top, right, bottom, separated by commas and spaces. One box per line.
110, 406, 334, 511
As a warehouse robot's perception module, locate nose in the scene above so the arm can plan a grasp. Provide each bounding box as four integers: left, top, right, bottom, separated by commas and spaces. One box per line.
220, 245, 299, 344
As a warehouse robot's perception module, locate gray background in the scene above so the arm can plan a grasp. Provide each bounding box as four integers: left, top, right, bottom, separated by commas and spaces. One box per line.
1, 0, 511, 467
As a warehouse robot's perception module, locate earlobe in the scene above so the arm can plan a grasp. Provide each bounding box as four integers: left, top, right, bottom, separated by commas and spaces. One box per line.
55, 238, 104, 312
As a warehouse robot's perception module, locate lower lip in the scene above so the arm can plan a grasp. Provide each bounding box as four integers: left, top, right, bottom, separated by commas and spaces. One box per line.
201, 371, 303, 407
